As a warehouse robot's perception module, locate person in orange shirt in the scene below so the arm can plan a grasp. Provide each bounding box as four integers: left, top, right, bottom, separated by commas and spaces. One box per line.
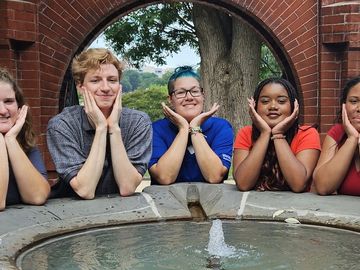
233, 78, 321, 192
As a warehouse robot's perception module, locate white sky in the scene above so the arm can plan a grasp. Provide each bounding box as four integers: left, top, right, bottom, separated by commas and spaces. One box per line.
89, 33, 200, 68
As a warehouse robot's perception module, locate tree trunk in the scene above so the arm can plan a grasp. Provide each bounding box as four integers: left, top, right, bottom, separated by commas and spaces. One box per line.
192, 4, 261, 132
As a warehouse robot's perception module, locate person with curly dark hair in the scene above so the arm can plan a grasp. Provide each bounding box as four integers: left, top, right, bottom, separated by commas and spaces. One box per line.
233, 78, 320, 192
313, 76, 360, 196
0, 68, 50, 210
149, 66, 233, 185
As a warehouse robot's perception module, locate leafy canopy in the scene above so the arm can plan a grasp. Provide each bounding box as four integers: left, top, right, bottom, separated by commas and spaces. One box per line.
104, 3, 197, 68
104, 2, 281, 78
260, 45, 282, 80
121, 69, 173, 92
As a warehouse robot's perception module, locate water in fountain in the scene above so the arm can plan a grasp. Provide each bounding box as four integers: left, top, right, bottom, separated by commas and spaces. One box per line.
207, 219, 236, 257
18, 221, 360, 269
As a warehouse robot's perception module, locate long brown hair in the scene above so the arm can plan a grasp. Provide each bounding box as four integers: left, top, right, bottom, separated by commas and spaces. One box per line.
251, 78, 299, 191
0, 68, 35, 151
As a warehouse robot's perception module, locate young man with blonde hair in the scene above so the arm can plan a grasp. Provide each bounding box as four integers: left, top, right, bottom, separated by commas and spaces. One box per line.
47, 48, 152, 199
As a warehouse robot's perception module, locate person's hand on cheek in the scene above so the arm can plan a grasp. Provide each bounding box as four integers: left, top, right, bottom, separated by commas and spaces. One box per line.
272, 99, 299, 135
107, 85, 122, 131
248, 97, 271, 134
342, 103, 359, 139
5, 105, 27, 139
162, 102, 189, 131
190, 102, 219, 128
82, 87, 106, 130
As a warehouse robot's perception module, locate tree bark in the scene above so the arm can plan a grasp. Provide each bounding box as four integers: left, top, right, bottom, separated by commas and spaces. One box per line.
192, 4, 261, 132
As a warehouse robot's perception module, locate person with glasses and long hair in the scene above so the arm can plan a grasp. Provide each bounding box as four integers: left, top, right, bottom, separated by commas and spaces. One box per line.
233, 78, 321, 192
313, 77, 360, 196
0, 68, 50, 210
149, 66, 233, 185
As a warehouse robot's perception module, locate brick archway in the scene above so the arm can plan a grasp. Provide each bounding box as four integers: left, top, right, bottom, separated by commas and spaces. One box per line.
0, 0, 359, 174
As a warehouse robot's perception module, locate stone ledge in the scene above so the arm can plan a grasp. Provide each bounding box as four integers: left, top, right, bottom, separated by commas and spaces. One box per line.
0, 184, 359, 269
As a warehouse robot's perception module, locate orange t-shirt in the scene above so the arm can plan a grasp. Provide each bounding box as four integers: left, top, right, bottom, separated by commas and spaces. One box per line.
234, 125, 321, 153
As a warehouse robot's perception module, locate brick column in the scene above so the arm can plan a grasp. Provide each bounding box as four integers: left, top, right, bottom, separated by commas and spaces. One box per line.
319, 0, 360, 136
0, 0, 46, 160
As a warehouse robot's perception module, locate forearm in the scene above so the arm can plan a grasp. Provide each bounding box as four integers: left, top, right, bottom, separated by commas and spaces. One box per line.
191, 133, 227, 183
274, 139, 308, 192
71, 127, 107, 199
0, 136, 9, 210
5, 137, 50, 205
233, 133, 270, 190
150, 129, 188, 184
314, 137, 357, 195
110, 127, 142, 196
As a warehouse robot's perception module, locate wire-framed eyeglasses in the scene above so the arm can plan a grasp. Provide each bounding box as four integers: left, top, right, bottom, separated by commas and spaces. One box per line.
172, 87, 203, 99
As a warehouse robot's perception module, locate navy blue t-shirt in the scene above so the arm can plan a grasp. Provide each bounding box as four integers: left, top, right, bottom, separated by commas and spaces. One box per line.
6, 147, 48, 205
149, 117, 233, 184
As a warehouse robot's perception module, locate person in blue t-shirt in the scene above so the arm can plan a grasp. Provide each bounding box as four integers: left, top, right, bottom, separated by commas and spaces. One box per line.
0, 68, 50, 210
149, 66, 233, 185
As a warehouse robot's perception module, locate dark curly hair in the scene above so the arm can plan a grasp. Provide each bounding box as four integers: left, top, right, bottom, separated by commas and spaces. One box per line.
251, 78, 299, 191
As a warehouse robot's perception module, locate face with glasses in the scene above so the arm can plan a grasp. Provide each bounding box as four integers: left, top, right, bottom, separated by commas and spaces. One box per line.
168, 77, 204, 122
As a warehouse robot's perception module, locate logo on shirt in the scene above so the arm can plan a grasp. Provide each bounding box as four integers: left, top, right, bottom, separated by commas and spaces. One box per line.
222, 154, 231, 162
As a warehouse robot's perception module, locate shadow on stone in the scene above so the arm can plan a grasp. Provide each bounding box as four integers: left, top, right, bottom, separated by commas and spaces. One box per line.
187, 184, 207, 222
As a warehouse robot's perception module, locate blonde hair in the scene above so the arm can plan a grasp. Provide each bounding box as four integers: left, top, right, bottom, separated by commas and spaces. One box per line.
0, 68, 35, 151
71, 48, 124, 85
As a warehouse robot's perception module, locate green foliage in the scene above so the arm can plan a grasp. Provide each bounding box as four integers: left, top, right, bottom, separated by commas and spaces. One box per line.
122, 85, 168, 121
158, 70, 173, 85
121, 69, 173, 92
138, 72, 162, 89
122, 70, 141, 92
105, 3, 282, 81
120, 77, 132, 92
104, 3, 197, 68
78, 92, 84, 106
259, 44, 282, 81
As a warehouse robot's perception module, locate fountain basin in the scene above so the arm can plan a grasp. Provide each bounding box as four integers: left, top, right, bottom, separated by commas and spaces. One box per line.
1, 183, 360, 269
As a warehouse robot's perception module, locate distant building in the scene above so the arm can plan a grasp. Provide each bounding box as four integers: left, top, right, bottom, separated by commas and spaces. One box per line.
139, 65, 174, 77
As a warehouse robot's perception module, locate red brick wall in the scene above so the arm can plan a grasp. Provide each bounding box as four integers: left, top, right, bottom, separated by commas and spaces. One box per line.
35, 0, 321, 133
240, 0, 319, 125
320, 0, 360, 137
0, 0, 359, 173
0, 0, 41, 143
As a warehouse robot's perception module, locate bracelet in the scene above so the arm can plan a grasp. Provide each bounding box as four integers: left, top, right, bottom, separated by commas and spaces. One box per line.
189, 126, 202, 135
271, 134, 286, 140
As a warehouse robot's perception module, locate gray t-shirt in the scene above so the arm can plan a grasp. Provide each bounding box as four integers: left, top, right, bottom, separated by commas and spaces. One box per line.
47, 105, 152, 196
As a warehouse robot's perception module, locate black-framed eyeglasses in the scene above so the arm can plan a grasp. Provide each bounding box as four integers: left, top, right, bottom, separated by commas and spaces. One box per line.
172, 87, 203, 99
